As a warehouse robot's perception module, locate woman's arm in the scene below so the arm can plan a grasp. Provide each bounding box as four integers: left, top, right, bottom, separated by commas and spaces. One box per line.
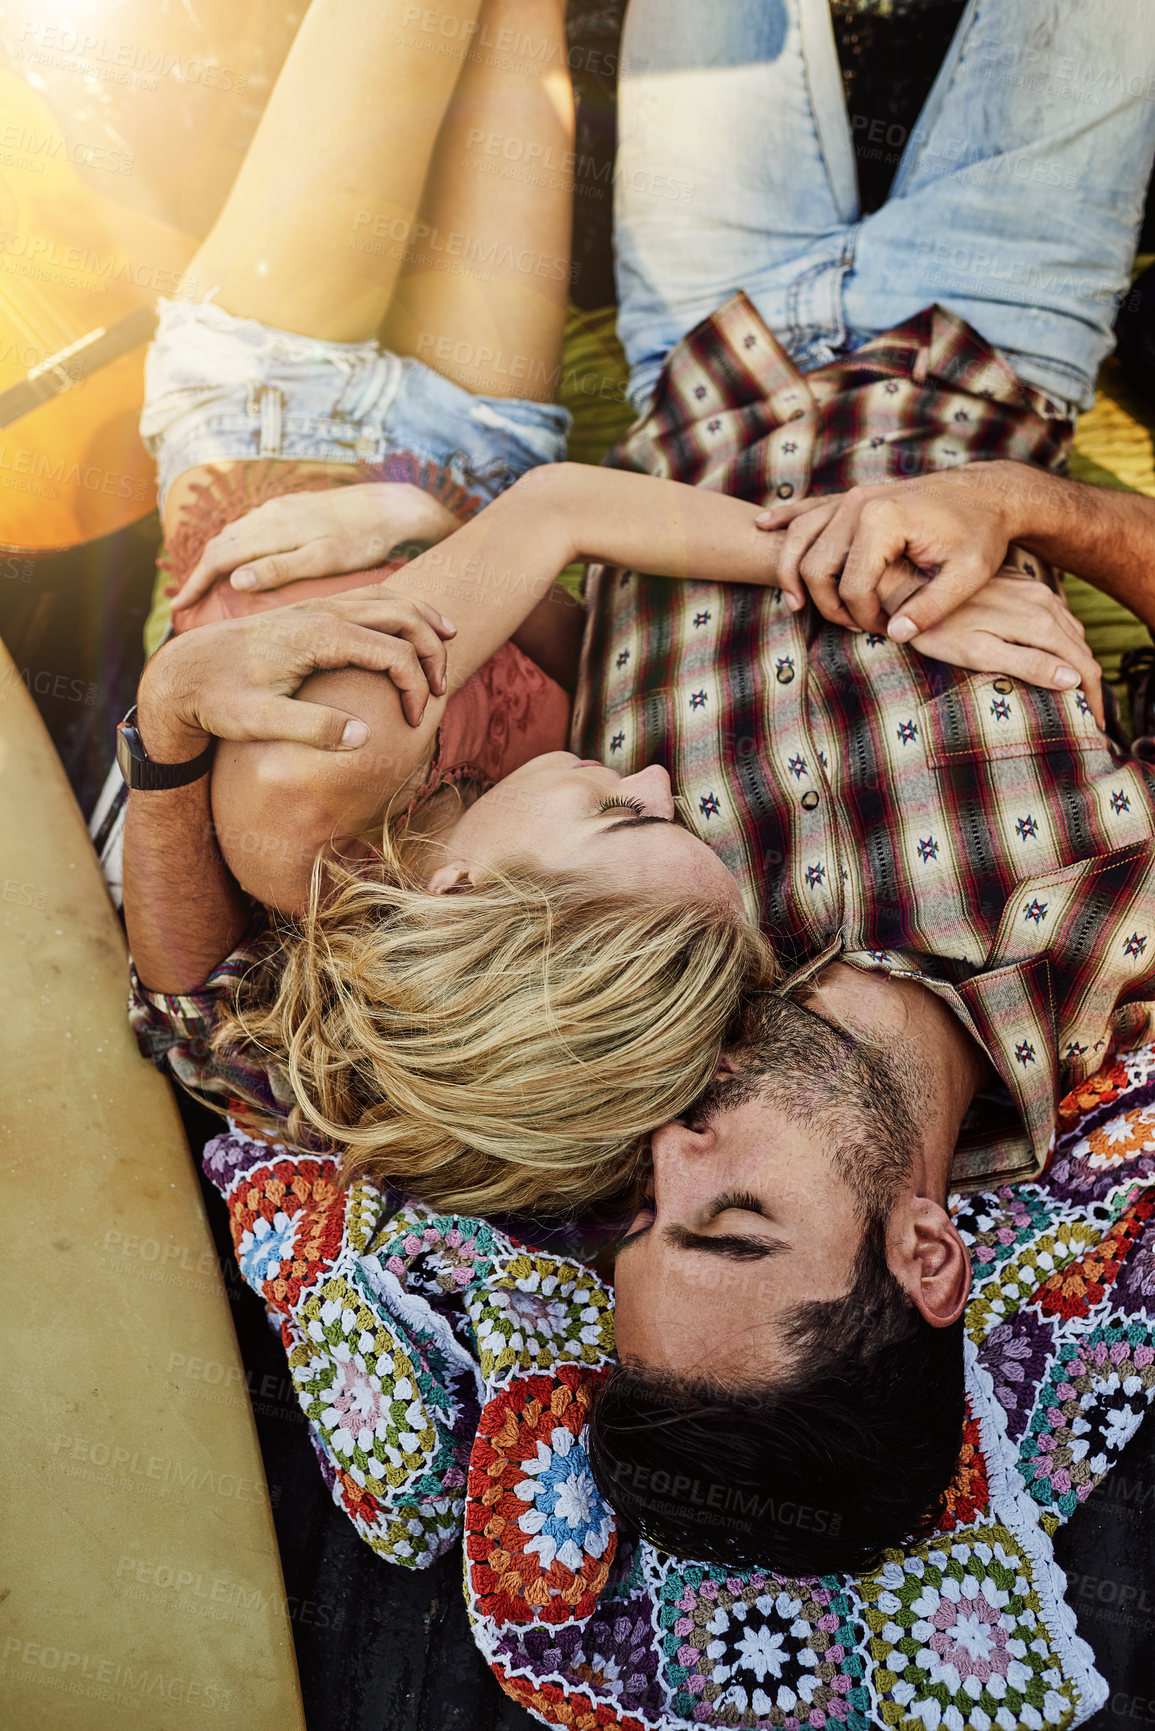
210, 465, 787, 910
366, 462, 786, 658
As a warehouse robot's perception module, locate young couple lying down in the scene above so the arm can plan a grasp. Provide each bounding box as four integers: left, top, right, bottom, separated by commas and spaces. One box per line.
124, 0, 1155, 1577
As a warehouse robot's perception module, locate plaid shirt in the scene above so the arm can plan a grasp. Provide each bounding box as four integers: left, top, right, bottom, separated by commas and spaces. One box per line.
574, 292, 1155, 1189
130, 292, 1155, 1188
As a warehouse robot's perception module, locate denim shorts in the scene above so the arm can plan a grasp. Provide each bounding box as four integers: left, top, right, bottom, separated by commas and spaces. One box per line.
140, 297, 571, 510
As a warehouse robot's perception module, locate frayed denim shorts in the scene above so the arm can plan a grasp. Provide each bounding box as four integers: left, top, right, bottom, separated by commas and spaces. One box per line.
140, 298, 571, 511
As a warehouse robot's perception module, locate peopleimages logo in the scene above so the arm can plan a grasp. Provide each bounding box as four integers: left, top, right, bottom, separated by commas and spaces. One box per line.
611, 1461, 842, 1535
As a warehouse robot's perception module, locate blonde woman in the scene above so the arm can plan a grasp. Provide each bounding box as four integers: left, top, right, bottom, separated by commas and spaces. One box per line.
124, 0, 782, 1220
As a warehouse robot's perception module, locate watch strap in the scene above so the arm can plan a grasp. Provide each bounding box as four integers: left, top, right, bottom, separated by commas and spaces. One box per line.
117, 705, 216, 790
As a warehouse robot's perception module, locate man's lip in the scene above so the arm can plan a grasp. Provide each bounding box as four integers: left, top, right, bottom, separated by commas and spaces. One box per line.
576, 758, 604, 767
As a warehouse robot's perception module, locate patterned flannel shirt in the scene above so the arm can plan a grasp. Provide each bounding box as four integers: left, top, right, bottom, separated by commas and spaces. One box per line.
573, 292, 1155, 1190
130, 291, 1155, 1190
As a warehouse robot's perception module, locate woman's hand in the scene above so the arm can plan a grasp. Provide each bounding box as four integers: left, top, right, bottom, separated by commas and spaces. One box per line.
882, 567, 1106, 728
140, 589, 457, 744
168, 482, 463, 613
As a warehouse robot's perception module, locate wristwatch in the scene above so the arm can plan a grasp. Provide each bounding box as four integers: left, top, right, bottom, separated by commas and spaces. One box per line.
116, 703, 216, 790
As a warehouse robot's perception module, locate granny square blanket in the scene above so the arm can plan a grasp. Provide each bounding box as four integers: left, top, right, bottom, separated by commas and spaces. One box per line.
203, 1046, 1155, 1731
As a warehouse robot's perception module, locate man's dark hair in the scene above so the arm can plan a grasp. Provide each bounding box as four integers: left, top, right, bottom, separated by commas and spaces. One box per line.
588, 991, 967, 1576
588, 1214, 965, 1575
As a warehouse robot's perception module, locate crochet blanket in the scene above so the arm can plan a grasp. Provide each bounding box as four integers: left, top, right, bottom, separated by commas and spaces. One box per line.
204, 1048, 1155, 1731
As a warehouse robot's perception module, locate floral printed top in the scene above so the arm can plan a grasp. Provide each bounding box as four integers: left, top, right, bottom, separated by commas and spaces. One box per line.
199, 1047, 1155, 1731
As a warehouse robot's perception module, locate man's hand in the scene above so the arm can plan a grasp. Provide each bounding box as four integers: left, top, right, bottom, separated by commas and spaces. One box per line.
168, 482, 462, 614
755, 463, 1027, 638
138, 589, 457, 746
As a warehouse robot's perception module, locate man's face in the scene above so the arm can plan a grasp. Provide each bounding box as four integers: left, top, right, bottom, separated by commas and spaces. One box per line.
612, 996, 922, 1381
611, 1096, 864, 1379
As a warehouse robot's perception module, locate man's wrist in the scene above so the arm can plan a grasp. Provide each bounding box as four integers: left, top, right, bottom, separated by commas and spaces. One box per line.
134, 680, 212, 764
994, 459, 1062, 551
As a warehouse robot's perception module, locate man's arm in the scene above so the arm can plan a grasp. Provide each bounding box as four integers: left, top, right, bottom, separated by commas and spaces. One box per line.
123, 698, 252, 995
1007, 465, 1155, 625
757, 459, 1155, 639
122, 594, 455, 993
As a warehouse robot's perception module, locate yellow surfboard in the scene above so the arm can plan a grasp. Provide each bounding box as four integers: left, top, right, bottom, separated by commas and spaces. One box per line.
0, 638, 305, 1729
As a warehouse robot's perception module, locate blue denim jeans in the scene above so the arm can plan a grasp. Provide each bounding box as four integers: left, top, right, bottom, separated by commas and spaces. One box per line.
614, 0, 1155, 414
140, 297, 571, 511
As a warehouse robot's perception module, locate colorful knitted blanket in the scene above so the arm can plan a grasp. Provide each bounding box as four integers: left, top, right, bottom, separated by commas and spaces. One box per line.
204, 1047, 1155, 1731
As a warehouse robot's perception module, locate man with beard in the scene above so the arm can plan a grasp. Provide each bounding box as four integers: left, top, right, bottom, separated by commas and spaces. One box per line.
580, 0, 1155, 1574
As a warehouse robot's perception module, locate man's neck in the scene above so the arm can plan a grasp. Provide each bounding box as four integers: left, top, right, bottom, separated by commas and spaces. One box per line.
806, 961, 988, 1202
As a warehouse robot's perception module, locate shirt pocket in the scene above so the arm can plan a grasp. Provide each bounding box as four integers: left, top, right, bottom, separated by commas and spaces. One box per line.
915, 674, 1147, 967
979, 846, 1155, 1081
919, 674, 1105, 769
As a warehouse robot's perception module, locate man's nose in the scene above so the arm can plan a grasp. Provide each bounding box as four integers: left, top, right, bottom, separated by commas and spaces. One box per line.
620, 762, 675, 818
650, 1119, 716, 1216
652, 1118, 716, 1165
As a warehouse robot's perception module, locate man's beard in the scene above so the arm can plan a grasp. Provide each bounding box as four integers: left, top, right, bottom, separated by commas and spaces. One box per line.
685, 989, 927, 1220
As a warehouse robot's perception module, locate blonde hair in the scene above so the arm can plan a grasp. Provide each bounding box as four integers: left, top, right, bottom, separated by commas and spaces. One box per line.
213, 849, 778, 1218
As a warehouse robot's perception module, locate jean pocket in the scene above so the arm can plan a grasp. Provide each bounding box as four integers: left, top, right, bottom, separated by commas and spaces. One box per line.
461, 397, 569, 481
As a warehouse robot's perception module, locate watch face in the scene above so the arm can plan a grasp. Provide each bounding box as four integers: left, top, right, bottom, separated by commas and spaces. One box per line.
116, 721, 145, 787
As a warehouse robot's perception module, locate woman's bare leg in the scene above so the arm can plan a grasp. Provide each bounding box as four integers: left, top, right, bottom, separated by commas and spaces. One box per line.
381, 0, 574, 400
166, 0, 572, 552
186, 0, 485, 342
165, 0, 486, 534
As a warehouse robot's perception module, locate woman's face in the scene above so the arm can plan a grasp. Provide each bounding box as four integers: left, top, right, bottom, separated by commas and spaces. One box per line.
430, 752, 745, 910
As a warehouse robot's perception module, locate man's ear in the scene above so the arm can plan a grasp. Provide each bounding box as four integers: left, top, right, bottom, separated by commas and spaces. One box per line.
887, 1196, 971, 1328
426, 861, 474, 896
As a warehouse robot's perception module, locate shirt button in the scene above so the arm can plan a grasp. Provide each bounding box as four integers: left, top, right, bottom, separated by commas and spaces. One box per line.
354, 435, 378, 460
776, 482, 795, 500
993, 676, 1014, 694
801, 789, 819, 810
776, 664, 795, 684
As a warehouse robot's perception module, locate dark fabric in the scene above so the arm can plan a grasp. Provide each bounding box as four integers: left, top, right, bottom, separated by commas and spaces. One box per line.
0, 514, 160, 820
830, 0, 968, 213
1114, 258, 1155, 410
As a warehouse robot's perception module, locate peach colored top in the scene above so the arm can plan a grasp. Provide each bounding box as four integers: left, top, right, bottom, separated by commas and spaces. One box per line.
411, 639, 571, 808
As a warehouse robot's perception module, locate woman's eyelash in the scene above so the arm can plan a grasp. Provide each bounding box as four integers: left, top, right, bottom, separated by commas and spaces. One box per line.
596, 795, 647, 817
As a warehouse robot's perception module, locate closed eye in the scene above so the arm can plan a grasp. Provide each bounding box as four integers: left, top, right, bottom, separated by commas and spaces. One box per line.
614, 1199, 655, 1254
709, 1190, 767, 1221
665, 1192, 785, 1262
595, 795, 676, 834
596, 795, 647, 817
